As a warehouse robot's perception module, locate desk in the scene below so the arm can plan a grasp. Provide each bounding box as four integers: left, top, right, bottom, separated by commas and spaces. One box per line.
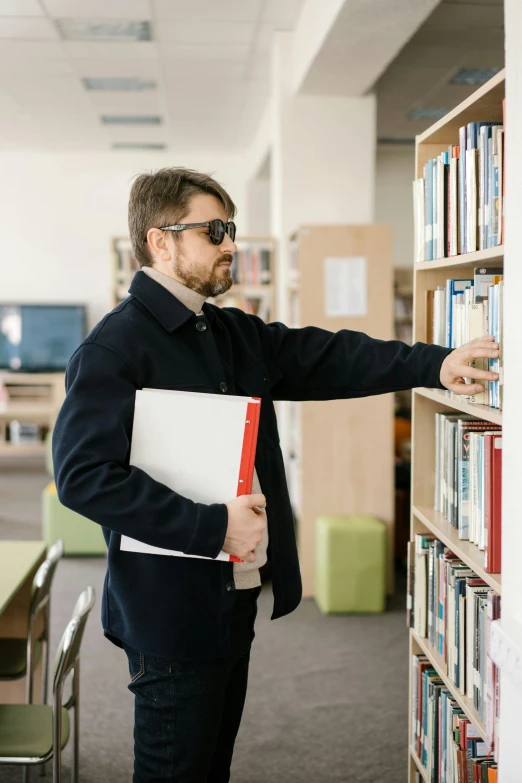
0, 541, 47, 703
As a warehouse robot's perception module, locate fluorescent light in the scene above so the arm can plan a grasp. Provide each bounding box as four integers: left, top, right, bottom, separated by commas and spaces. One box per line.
112, 143, 166, 150
83, 77, 156, 91
408, 107, 450, 121
101, 115, 162, 125
450, 68, 501, 86
57, 19, 151, 41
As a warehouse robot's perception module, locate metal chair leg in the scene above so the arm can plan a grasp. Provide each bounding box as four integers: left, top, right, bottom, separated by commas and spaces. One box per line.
72, 662, 80, 783
40, 628, 50, 777
23, 766, 30, 783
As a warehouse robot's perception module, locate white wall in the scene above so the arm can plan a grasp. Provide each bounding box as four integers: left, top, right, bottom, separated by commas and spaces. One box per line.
0, 151, 247, 329
375, 143, 415, 268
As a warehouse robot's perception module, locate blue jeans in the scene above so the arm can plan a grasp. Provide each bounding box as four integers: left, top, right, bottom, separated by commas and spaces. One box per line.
124, 586, 260, 783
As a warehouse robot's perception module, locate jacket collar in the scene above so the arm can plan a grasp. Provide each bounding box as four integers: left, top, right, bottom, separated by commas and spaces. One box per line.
129, 270, 197, 333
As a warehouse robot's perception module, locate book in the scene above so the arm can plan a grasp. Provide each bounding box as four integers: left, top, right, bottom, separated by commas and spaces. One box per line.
484, 434, 502, 574
120, 388, 261, 562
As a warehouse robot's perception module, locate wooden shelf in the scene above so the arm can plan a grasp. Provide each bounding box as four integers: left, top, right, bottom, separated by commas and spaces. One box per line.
0, 443, 46, 457
413, 505, 502, 594
0, 403, 58, 419
415, 246, 504, 271
409, 747, 428, 782
411, 629, 487, 741
218, 284, 273, 296
413, 388, 502, 426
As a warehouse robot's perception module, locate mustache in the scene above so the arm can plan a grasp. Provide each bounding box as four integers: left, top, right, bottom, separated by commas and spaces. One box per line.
215, 254, 233, 267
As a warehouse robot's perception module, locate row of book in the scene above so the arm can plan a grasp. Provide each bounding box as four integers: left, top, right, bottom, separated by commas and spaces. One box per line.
232, 247, 272, 286
412, 653, 498, 782
211, 293, 272, 321
434, 413, 502, 573
413, 115, 505, 263
426, 269, 503, 410
408, 534, 501, 733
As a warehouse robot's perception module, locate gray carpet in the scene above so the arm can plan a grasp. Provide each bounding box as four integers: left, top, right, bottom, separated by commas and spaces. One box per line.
0, 464, 409, 782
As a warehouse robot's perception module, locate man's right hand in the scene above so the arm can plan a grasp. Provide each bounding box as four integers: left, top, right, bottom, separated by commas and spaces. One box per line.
223, 494, 267, 563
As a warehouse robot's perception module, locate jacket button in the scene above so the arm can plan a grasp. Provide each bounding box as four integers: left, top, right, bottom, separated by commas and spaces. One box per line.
219, 382, 227, 393
263, 375, 270, 383
226, 581, 235, 592
196, 321, 207, 332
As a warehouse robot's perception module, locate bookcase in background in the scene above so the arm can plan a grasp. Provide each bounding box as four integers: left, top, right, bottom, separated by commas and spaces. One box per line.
285, 224, 395, 596
0, 373, 65, 458
111, 236, 277, 323
407, 70, 504, 783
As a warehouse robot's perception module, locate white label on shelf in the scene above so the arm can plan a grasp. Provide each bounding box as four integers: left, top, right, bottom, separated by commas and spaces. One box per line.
324, 256, 367, 318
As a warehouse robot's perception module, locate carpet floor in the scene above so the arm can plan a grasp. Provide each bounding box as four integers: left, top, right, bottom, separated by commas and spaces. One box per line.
0, 465, 409, 782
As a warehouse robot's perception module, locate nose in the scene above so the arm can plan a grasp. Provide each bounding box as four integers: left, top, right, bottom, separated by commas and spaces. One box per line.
221, 232, 237, 255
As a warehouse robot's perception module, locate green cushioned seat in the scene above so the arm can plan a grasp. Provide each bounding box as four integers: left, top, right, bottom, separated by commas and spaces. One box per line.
0, 705, 69, 759
45, 430, 54, 478
42, 482, 106, 557
315, 515, 387, 614
0, 638, 42, 679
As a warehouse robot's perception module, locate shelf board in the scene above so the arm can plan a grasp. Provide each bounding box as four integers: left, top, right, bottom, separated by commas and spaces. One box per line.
417, 69, 505, 146
415, 246, 504, 271
409, 747, 428, 782
414, 388, 502, 426
411, 630, 487, 741
226, 284, 273, 295
0, 403, 57, 420
0, 443, 46, 457
413, 505, 502, 594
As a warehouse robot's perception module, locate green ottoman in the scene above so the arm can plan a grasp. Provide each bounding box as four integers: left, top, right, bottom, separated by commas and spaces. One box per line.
42, 482, 106, 556
315, 515, 386, 614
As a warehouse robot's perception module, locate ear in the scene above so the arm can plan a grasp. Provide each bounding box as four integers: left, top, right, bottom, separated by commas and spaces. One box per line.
147, 228, 172, 262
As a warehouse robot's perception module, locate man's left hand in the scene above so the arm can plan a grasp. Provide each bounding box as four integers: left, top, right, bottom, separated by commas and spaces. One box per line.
439, 335, 500, 396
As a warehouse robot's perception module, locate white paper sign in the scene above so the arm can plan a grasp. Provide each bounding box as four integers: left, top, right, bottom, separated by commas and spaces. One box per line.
324, 256, 367, 317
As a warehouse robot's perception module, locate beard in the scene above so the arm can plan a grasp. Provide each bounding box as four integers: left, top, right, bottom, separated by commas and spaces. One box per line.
173, 252, 234, 298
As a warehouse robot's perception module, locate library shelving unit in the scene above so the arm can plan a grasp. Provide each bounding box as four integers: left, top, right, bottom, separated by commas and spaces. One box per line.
285, 224, 395, 596
0, 373, 65, 458
112, 236, 277, 322
407, 69, 505, 783
210, 236, 276, 321
394, 267, 413, 345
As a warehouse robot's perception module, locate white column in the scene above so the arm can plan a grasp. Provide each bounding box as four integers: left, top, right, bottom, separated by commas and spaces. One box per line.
245, 176, 271, 236
270, 32, 377, 323
489, 3, 522, 781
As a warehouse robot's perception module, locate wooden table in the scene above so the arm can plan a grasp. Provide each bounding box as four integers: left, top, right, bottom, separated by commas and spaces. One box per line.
0, 541, 47, 703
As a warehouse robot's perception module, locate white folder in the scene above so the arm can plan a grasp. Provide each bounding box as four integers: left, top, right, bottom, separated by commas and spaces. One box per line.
120, 388, 261, 561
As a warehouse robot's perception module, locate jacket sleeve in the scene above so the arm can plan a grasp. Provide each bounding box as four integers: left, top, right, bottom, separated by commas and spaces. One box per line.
258, 320, 453, 402
52, 341, 228, 558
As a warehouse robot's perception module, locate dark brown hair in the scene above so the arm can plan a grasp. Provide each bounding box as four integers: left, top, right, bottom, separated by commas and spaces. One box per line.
128, 167, 237, 268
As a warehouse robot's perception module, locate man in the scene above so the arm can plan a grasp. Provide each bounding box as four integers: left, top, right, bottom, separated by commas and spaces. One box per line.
52, 167, 499, 783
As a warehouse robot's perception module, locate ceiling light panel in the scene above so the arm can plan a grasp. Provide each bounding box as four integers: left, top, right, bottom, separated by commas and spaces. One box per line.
0, 0, 45, 15
112, 142, 166, 150
450, 67, 501, 86
83, 77, 156, 91
101, 115, 161, 124
0, 17, 60, 39
42, 0, 152, 19
407, 107, 450, 121
56, 19, 151, 41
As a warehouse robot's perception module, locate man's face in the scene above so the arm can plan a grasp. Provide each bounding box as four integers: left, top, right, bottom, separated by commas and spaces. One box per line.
162, 192, 236, 297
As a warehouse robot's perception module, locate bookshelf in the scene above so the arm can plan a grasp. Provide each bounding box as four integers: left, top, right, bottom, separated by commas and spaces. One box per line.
407, 70, 505, 783
284, 224, 395, 596
0, 373, 65, 457
111, 236, 276, 322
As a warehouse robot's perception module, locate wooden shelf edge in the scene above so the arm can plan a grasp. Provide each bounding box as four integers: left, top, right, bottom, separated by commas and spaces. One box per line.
413, 388, 502, 426
417, 69, 505, 144
410, 747, 428, 782
412, 505, 502, 594
415, 246, 504, 271
411, 629, 487, 741
0, 444, 46, 457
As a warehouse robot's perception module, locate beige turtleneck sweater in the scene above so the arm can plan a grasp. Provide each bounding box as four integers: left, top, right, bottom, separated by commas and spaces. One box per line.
142, 266, 268, 589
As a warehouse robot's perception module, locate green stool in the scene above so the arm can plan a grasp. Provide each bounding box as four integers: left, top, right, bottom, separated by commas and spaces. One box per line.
315, 515, 387, 614
42, 482, 106, 556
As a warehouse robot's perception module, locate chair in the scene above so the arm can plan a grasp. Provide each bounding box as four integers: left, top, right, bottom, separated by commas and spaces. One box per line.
0, 540, 64, 705
0, 586, 96, 782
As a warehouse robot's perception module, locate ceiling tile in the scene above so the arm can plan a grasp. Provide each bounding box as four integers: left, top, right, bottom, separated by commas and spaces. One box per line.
156, 20, 254, 45
103, 124, 168, 143
0, 40, 66, 57
86, 91, 161, 112
62, 40, 159, 59
262, 0, 304, 27
0, 0, 44, 15
153, 0, 261, 23
0, 57, 75, 76
70, 57, 159, 77
42, 0, 152, 19
159, 43, 249, 62
0, 17, 60, 39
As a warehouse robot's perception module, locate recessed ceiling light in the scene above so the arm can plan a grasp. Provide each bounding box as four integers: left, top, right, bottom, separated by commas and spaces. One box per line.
450, 68, 501, 86
57, 19, 151, 42
408, 108, 450, 121
101, 115, 162, 125
112, 143, 166, 150
83, 77, 156, 91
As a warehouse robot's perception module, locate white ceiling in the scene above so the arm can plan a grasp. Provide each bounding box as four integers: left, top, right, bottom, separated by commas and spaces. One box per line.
0, 0, 305, 152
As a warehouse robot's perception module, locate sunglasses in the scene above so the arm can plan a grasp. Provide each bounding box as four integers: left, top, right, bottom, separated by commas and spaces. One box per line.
152, 219, 237, 246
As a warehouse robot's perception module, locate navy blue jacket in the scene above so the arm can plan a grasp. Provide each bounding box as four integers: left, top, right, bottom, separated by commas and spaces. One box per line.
52, 270, 451, 659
